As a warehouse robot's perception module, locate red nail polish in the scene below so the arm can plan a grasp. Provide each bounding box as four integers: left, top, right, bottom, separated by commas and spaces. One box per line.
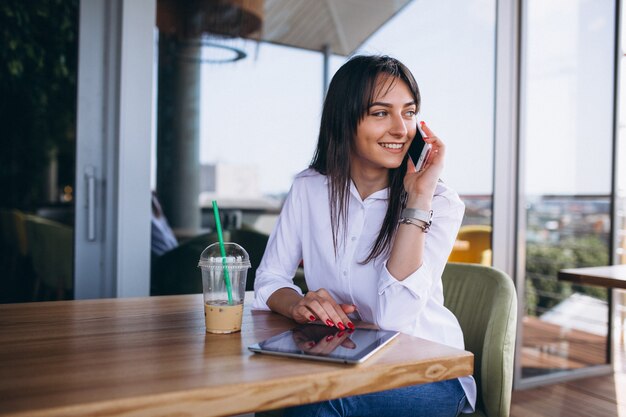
420, 120, 425, 126
347, 322, 355, 330
337, 331, 345, 337
326, 319, 334, 327
326, 335, 334, 342
337, 322, 345, 331
308, 341, 316, 348
309, 315, 316, 321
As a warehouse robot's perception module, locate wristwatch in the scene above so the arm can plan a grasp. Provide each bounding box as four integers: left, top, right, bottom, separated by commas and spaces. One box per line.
401, 208, 433, 225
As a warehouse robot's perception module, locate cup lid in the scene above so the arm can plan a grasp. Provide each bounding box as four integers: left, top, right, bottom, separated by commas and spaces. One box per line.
198, 242, 251, 270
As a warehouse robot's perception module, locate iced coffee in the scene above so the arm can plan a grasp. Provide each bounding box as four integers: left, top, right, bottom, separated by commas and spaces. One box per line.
198, 242, 251, 334
204, 301, 244, 333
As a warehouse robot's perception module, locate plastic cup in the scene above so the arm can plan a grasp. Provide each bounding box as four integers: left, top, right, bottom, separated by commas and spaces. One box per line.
198, 242, 251, 334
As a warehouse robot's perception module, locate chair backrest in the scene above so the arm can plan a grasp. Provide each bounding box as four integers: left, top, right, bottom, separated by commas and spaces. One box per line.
229, 229, 270, 291
151, 231, 221, 295
0, 209, 14, 248
448, 225, 492, 265
24, 214, 74, 299
151, 229, 270, 295
442, 262, 517, 417
10, 209, 29, 256
0, 209, 28, 254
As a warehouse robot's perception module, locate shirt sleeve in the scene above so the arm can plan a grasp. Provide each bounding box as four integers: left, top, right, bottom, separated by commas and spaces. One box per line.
374, 183, 465, 332
253, 181, 305, 310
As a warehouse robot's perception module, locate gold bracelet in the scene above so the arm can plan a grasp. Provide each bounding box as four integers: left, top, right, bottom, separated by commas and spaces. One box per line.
398, 217, 430, 233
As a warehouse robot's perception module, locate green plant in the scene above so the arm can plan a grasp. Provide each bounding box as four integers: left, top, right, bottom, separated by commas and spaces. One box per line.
0, 0, 78, 209
525, 236, 609, 316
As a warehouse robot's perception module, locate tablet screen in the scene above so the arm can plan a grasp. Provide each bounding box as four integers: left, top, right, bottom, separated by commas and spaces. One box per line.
248, 324, 399, 364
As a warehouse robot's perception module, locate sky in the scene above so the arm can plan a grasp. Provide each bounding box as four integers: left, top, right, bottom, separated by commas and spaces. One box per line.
198, 0, 619, 197
523, 0, 615, 195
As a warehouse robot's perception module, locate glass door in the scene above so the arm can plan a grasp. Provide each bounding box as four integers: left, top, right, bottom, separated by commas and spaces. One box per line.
353, 0, 497, 264
518, 0, 617, 384
1, 0, 156, 303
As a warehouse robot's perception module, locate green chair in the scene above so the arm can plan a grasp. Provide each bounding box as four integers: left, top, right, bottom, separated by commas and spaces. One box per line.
442, 262, 518, 417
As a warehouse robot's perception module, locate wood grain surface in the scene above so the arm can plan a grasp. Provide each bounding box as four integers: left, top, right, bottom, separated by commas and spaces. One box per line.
0, 293, 473, 417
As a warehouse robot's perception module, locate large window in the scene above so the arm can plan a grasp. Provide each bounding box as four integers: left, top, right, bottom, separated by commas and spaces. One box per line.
354, 0, 497, 240
201, 0, 498, 207
200, 43, 323, 198
151, 0, 497, 299
519, 0, 616, 382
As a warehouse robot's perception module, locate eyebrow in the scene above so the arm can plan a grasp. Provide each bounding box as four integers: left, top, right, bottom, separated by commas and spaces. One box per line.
369, 100, 416, 108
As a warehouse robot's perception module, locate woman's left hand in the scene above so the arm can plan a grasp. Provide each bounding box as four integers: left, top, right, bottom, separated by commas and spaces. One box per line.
404, 122, 445, 206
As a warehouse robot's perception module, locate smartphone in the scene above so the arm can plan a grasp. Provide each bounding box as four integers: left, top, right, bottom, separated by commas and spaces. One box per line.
407, 124, 432, 172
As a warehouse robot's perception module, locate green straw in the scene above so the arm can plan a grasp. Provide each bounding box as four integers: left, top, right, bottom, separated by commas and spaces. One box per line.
212, 200, 233, 305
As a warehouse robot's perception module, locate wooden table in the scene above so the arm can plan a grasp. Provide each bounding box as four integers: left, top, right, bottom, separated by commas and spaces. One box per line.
0, 294, 473, 417
559, 265, 626, 347
558, 265, 626, 289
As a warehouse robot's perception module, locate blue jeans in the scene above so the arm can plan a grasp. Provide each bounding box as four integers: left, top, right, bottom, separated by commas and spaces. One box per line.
284, 379, 466, 417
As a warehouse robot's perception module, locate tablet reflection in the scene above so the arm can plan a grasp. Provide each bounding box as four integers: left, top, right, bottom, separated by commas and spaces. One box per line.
292, 324, 356, 356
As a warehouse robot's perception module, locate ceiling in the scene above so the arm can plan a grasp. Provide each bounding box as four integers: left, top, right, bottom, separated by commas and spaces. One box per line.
258, 0, 412, 56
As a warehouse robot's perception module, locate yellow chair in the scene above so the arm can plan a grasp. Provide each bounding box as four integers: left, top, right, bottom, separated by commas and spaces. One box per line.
25, 215, 74, 300
0, 209, 32, 302
449, 225, 492, 266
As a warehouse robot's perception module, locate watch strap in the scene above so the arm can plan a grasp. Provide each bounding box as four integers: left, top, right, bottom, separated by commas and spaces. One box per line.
401, 208, 433, 224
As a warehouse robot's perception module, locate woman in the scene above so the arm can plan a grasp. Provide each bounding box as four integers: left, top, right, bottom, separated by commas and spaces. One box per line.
253, 55, 476, 417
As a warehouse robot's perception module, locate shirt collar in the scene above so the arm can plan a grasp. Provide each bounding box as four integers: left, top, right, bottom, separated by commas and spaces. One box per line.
322, 174, 390, 202
349, 180, 389, 202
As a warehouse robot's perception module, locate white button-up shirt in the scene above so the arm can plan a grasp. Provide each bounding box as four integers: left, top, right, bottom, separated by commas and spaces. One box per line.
253, 168, 476, 411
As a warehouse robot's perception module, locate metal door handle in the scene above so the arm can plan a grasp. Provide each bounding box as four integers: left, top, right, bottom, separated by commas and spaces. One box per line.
85, 166, 96, 241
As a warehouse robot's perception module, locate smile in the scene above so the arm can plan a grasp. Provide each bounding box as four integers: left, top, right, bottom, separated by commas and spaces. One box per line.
379, 143, 404, 149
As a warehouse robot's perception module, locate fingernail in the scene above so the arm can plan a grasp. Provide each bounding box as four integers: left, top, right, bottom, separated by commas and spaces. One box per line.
309, 315, 316, 322
337, 322, 345, 331
420, 120, 425, 126
337, 331, 345, 337
308, 341, 316, 348
326, 335, 334, 342
347, 322, 355, 330
326, 319, 334, 327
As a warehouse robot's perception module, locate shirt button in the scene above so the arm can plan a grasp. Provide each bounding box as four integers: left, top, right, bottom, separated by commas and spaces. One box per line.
343, 270, 347, 276
351, 236, 356, 241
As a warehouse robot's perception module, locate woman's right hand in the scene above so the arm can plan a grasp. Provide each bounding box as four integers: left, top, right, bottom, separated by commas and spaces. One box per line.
403, 121, 445, 206
289, 288, 356, 330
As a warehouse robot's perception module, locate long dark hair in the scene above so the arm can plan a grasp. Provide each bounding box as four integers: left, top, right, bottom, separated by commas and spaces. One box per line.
310, 55, 421, 263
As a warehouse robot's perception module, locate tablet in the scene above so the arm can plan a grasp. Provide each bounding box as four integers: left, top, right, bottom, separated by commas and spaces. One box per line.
248, 324, 399, 364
